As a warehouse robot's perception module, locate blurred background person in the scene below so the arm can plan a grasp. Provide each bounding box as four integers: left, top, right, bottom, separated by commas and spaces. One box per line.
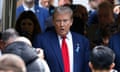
114, 0, 120, 14
1, 28, 44, 59
89, 45, 117, 72
2, 41, 50, 72
58, 0, 72, 6
38, 0, 50, 9
97, 1, 117, 46
15, 11, 41, 44
70, 5, 88, 35
16, 0, 49, 32
88, 0, 112, 26
88, 0, 98, 15
0, 54, 26, 72
1, 28, 19, 48
87, 1, 118, 48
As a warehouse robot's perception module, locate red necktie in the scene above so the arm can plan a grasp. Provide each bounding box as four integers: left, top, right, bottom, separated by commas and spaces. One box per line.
61, 37, 70, 72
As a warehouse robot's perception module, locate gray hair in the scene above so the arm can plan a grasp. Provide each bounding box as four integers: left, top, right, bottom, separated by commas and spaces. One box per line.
53, 6, 73, 19
2, 28, 18, 42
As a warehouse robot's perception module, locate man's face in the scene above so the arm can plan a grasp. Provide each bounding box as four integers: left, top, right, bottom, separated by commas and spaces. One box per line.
24, 0, 34, 8
91, 0, 105, 8
58, 0, 71, 6
89, 0, 98, 9
40, 0, 49, 8
53, 13, 73, 37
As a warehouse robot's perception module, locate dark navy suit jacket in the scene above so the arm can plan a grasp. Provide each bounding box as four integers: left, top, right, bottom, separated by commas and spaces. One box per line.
109, 32, 120, 72
33, 30, 90, 72
16, 5, 49, 32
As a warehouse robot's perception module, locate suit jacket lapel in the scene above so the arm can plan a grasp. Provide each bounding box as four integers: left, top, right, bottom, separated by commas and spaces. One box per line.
50, 31, 64, 71
72, 32, 81, 72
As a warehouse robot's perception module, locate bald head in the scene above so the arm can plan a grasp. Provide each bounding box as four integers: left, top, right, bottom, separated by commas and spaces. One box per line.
0, 54, 26, 72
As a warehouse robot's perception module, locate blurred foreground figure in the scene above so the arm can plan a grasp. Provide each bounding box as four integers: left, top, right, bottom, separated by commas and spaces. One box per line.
0, 54, 26, 72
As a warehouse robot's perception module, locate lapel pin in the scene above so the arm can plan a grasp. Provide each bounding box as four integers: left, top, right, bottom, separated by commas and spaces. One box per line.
76, 43, 80, 53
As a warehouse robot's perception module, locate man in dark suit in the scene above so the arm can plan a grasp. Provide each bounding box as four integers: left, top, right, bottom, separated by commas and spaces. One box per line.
33, 6, 90, 72
109, 32, 120, 72
16, 0, 49, 32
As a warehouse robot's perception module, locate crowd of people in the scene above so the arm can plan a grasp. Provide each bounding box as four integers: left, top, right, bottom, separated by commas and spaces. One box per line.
0, 0, 120, 72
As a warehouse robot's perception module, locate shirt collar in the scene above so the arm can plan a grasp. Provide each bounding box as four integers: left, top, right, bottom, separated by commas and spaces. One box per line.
58, 31, 72, 40
39, 2, 49, 10
23, 3, 35, 13
39, 2, 43, 8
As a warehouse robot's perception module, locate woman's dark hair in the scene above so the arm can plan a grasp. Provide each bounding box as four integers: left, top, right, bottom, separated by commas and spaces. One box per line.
15, 11, 41, 41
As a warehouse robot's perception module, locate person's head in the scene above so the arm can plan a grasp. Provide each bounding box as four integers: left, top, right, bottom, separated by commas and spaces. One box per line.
2, 28, 19, 47
95, 0, 105, 6
24, 0, 34, 8
89, 0, 99, 9
73, 5, 88, 22
53, 6, 73, 37
39, 0, 49, 8
2, 41, 38, 65
98, 1, 114, 26
0, 54, 26, 72
15, 11, 41, 41
89, 45, 115, 72
58, 0, 72, 6
89, 0, 105, 8
114, 0, 120, 5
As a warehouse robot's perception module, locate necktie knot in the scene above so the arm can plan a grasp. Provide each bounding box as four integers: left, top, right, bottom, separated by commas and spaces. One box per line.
62, 36, 66, 40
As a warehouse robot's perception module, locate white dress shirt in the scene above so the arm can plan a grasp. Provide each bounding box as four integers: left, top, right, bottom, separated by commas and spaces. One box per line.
58, 32, 73, 72
23, 3, 35, 13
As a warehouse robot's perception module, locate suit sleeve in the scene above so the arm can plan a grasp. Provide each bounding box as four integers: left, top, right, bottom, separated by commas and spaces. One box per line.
33, 34, 43, 48
109, 37, 113, 49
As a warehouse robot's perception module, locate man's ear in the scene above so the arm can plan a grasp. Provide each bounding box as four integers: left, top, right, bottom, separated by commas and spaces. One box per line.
89, 62, 93, 70
70, 18, 73, 26
110, 63, 115, 70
